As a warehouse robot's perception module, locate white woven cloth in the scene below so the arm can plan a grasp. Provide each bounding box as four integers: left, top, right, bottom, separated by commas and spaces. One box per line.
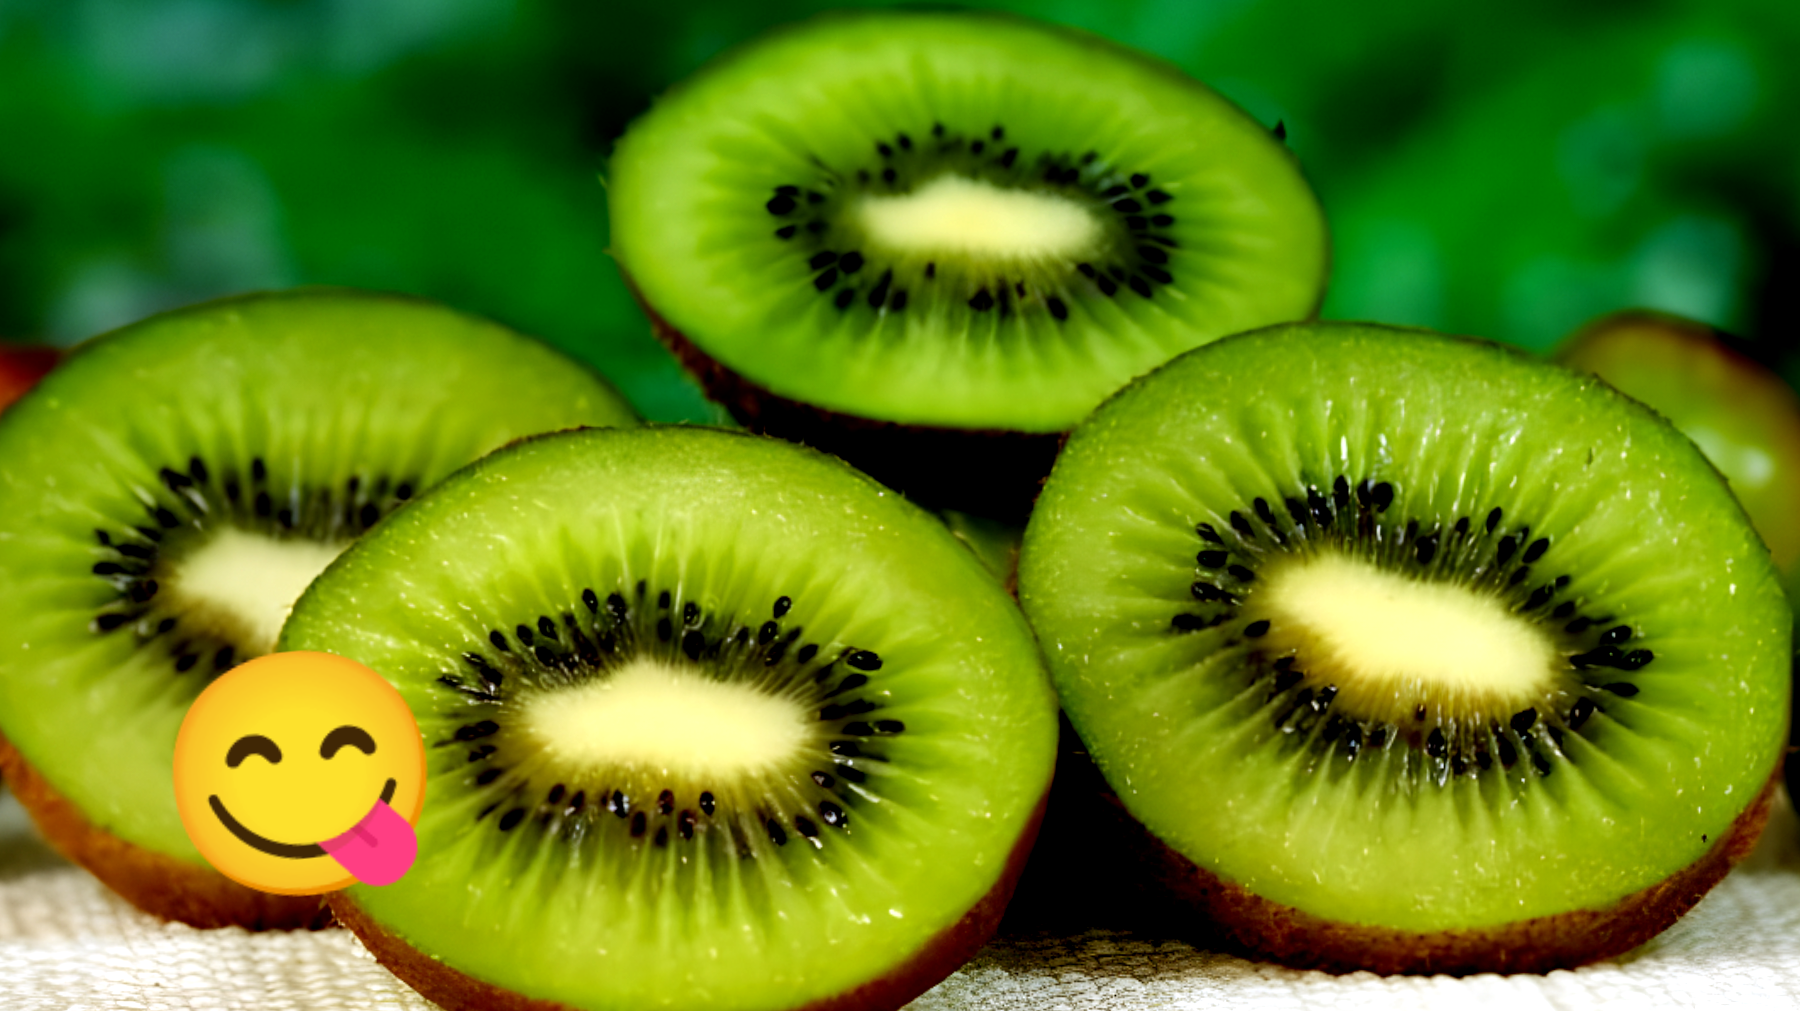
4, 789, 1800, 1010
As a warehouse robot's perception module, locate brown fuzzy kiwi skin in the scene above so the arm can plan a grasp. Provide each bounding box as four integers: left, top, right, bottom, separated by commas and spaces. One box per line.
0, 733, 333, 929
1101, 761, 1779, 975
634, 280, 1061, 521
330, 790, 1048, 1011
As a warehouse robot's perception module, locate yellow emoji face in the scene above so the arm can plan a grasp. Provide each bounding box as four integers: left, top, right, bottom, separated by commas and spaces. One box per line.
173, 651, 426, 895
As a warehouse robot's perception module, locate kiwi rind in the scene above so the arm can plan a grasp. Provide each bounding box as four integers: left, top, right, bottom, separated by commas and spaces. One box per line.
280, 425, 1058, 1011
0, 732, 333, 930
610, 9, 1326, 513
330, 793, 1046, 1011
0, 287, 638, 925
1107, 761, 1777, 974
648, 300, 1059, 517
1018, 321, 1789, 963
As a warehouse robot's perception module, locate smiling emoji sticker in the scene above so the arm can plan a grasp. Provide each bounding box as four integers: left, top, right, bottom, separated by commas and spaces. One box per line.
174, 651, 426, 895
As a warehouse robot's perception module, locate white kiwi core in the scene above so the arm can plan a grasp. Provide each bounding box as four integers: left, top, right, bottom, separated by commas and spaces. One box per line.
1256, 551, 1562, 721
167, 526, 350, 655
523, 658, 809, 778
853, 174, 1104, 261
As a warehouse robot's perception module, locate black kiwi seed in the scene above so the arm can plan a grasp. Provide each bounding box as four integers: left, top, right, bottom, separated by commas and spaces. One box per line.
1568, 697, 1597, 729
441, 582, 903, 857
1166, 467, 1661, 779
456, 721, 500, 741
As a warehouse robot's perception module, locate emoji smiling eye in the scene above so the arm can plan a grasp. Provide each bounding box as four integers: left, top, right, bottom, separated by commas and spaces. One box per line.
225, 734, 282, 768
320, 725, 377, 760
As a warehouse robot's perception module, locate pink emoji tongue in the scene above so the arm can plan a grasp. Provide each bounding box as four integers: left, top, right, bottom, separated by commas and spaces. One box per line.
319, 799, 417, 886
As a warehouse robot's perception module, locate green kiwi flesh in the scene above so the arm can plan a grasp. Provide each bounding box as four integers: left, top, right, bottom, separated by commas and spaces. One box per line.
1554, 309, 1800, 593
0, 289, 637, 922
609, 9, 1325, 512
1017, 321, 1790, 968
280, 426, 1058, 1011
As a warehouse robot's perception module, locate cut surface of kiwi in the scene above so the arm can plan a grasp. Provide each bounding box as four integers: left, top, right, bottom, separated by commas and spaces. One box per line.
281, 426, 1058, 1011
0, 288, 637, 924
1017, 321, 1790, 970
1555, 308, 1800, 590
609, 9, 1325, 512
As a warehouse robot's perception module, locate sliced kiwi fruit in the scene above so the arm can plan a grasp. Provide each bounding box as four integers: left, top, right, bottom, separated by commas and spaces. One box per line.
281, 425, 1058, 1011
1017, 321, 1790, 973
1554, 309, 1800, 598
0, 288, 638, 928
608, 9, 1327, 516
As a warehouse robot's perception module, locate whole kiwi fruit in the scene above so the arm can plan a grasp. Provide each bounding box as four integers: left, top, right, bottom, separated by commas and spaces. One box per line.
1017, 320, 1789, 974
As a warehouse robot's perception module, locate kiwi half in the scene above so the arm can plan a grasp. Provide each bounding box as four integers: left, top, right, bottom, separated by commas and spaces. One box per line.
280, 425, 1058, 1011
1017, 321, 1790, 973
0, 288, 638, 927
1554, 309, 1800, 597
608, 9, 1327, 516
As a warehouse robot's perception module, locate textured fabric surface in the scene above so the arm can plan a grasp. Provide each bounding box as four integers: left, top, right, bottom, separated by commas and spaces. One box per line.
4, 790, 1800, 1010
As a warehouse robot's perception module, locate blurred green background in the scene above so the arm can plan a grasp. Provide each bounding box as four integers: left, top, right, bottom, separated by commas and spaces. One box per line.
3, 0, 1797, 421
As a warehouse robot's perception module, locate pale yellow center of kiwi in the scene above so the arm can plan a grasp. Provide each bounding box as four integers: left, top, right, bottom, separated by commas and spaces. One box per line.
166, 527, 350, 655
521, 657, 809, 778
1255, 552, 1561, 721
853, 174, 1104, 261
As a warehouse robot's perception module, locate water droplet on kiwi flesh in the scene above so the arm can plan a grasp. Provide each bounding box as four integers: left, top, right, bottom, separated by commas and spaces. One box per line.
764, 124, 1180, 322
88, 452, 425, 677
432, 588, 911, 859
1168, 472, 1655, 785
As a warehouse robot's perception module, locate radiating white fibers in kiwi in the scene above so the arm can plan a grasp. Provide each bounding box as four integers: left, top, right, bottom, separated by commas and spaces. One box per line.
1018, 320, 1790, 972
283, 426, 1058, 1011
0, 288, 639, 928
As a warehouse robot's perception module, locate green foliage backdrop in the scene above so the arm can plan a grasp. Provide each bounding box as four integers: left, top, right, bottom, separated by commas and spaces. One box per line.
2, 0, 1796, 419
